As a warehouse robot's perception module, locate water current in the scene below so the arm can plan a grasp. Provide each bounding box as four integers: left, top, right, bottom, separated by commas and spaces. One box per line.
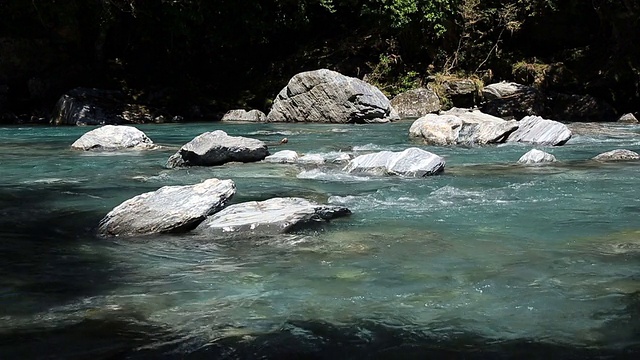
1, 121, 639, 358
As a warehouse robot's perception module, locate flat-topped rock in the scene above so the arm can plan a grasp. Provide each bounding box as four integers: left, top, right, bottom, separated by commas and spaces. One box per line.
391, 87, 441, 118
264, 150, 299, 163
221, 109, 266, 122
98, 178, 236, 237
71, 125, 156, 151
592, 149, 640, 161
518, 149, 557, 165
343, 147, 444, 177
194, 197, 351, 236
266, 69, 399, 123
166, 130, 268, 168
506, 115, 572, 146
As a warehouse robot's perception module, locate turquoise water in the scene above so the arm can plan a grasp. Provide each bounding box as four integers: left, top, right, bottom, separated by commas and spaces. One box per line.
1, 121, 639, 358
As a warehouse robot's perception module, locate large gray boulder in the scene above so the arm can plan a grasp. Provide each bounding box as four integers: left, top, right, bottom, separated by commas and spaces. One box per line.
390, 87, 441, 118
263, 150, 299, 163
482, 81, 532, 100
221, 109, 266, 122
517, 149, 557, 165
439, 78, 478, 108
409, 109, 518, 146
51, 88, 170, 125
71, 125, 156, 151
266, 69, 399, 123
506, 115, 572, 146
343, 147, 444, 177
166, 130, 269, 168
592, 149, 640, 161
194, 197, 351, 236
98, 178, 236, 237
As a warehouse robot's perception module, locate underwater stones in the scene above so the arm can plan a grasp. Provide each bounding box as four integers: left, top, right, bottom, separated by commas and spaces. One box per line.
221, 109, 266, 122
390, 87, 441, 118
98, 178, 236, 237
343, 147, 445, 177
506, 115, 572, 146
409, 109, 518, 146
592, 149, 640, 161
517, 149, 557, 165
194, 197, 351, 236
166, 130, 268, 168
71, 125, 156, 151
266, 69, 399, 123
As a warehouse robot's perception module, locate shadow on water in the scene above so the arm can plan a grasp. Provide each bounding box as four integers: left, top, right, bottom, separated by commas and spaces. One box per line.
0, 185, 122, 315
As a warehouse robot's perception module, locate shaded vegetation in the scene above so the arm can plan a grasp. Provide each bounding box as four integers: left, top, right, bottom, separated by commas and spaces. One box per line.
0, 0, 638, 121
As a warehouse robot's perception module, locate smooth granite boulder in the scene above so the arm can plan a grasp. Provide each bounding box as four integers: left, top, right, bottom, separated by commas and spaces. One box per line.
482, 81, 532, 101
266, 69, 399, 123
517, 149, 557, 165
263, 150, 299, 163
343, 147, 445, 177
166, 130, 269, 168
506, 115, 572, 146
98, 178, 236, 237
71, 125, 156, 151
194, 197, 351, 236
409, 109, 518, 146
592, 149, 640, 161
391, 87, 441, 118
221, 109, 266, 122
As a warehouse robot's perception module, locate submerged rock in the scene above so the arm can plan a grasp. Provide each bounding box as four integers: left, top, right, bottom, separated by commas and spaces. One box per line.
98, 178, 236, 237
194, 197, 351, 236
506, 115, 572, 146
390, 87, 441, 118
266, 69, 399, 123
592, 149, 640, 161
343, 147, 444, 177
166, 130, 268, 168
409, 109, 518, 146
71, 125, 156, 151
221, 109, 266, 122
517, 149, 557, 165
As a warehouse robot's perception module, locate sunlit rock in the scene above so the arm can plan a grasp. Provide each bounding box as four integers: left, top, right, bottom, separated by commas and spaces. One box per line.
98, 178, 236, 236
391, 87, 441, 118
506, 115, 572, 146
617, 113, 638, 124
264, 150, 299, 163
343, 147, 444, 177
166, 130, 268, 168
71, 125, 156, 151
221, 109, 266, 122
194, 197, 351, 236
266, 69, 399, 123
592, 149, 640, 161
517, 149, 557, 165
409, 109, 518, 146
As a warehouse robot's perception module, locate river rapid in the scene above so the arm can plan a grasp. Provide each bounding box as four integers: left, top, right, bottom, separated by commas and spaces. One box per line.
1, 121, 639, 358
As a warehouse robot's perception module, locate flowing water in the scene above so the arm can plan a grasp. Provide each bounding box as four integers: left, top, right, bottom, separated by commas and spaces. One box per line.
1, 121, 639, 358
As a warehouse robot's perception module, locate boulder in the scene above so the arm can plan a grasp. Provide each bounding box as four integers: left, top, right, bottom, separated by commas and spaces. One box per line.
298, 154, 326, 165
390, 87, 441, 118
506, 115, 572, 146
409, 109, 518, 146
517, 149, 557, 164
592, 149, 640, 161
617, 113, 638, 124
166, 130, 269, 168
194, 197, 351, 236
51, 87, 170, 125
343, 147, 445, 177
70, 125, 156, 151
221, 109, 266, 122
482, 81, 532, 100
264, 150, 299, 163
439, 78, 478, 108
98, 178, 236, 237
266, 69, 399, 123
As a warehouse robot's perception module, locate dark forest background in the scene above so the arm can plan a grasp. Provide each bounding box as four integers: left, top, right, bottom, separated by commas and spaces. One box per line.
1, 0, 638, 122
